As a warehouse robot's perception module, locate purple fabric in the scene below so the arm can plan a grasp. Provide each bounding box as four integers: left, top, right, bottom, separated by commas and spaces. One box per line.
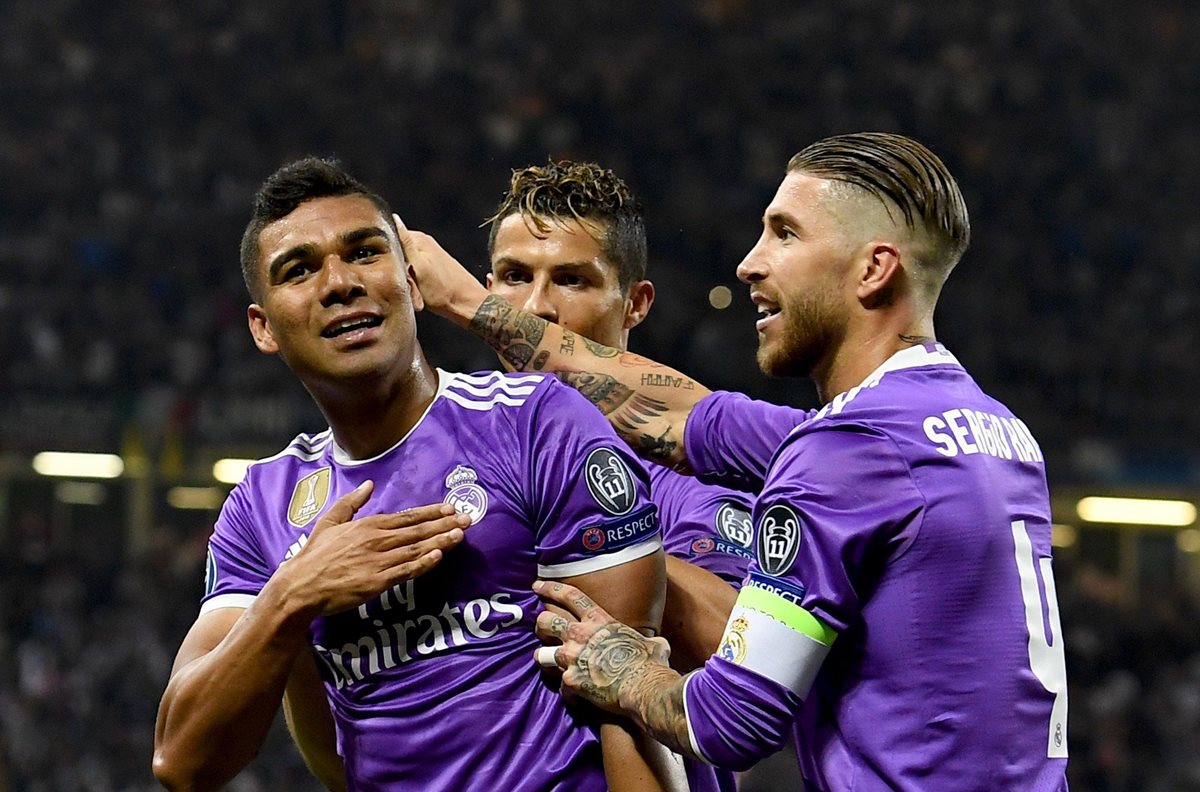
686, 346, 1069, 791
204, 371, 661, 791
684, 391, 814, 493
650, 465, 754, 588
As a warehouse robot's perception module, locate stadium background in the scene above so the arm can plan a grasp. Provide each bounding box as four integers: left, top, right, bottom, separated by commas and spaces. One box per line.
1, 1, 1197, 790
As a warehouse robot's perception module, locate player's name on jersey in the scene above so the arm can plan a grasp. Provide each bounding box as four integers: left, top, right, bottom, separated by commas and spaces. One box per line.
314, 580, 524, 689
922, 407, 1043, 463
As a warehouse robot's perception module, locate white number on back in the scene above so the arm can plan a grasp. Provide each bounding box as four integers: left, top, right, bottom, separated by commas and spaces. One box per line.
1012, 520, 1069, 757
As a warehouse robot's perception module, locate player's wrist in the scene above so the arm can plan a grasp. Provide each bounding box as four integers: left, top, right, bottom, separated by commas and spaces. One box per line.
259, 562, 325, 631
444, 279, 490, 328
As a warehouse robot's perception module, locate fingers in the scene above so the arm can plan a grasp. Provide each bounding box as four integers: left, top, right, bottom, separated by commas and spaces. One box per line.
317, 480, 374, 528
532, 580, 607, 623
535, 609, 575, 643
373, 511, 471, 552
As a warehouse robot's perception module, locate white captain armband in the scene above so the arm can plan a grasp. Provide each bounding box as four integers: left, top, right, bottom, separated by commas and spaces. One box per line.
714, 585, 838, 698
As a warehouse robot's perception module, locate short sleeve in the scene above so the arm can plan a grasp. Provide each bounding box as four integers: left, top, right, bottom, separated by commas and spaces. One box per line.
652, 467, 754, 587
684, 391, 814, 493
200, 482, 272, 615
525, 380, 661, 578
747, 424, 924, 632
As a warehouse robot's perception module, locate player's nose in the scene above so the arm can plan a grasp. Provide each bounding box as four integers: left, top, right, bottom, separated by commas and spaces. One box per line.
521, 285, 558, 322
319, 254, 367, 305
736, 243, 768, 284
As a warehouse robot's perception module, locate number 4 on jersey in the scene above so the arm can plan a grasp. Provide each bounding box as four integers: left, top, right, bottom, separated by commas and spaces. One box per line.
1012, 520, 1069, 758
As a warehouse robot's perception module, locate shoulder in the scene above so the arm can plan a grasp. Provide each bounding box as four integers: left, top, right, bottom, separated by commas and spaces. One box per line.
436, 369, 551, 412
224, 429, 335, 521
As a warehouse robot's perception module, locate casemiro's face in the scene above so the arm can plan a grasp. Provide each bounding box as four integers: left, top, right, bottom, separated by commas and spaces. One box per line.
736, 172, 856, 378
247, 194, 424, 386
488, 214, 631, 349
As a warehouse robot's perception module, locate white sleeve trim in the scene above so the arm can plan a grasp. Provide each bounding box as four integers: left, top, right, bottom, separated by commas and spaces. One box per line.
199, 593, 257, 615
537, 536, 663, 579
681, 671, 715, 766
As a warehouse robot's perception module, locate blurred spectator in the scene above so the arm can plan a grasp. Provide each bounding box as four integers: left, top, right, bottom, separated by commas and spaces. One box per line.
0, 1, 1196, 789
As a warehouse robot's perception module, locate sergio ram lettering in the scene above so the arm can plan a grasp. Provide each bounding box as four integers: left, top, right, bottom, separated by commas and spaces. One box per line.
314, 592, 523, 689
922, 407, 1043, 463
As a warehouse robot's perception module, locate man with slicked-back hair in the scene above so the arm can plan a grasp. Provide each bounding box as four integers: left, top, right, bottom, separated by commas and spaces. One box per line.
401, 132, 1069, 791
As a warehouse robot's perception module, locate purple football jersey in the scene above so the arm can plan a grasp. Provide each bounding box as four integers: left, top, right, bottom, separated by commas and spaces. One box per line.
684, 391, 814, 493
650, 465, 754, 588
684, 344, 1068, 791
202, 370, 662, 791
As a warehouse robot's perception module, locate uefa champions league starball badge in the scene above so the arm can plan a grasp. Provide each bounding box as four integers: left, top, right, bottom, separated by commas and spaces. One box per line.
444, 465, 489, 524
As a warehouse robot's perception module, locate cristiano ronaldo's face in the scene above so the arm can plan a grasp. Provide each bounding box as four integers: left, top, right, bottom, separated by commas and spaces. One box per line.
487, 214, 636, 350
246, 194, 424, 388
736, 172, 856, 378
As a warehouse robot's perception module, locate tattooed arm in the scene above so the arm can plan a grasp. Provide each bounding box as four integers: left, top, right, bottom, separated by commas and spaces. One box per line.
534, 581, 696, 757
396, 223, 709, 471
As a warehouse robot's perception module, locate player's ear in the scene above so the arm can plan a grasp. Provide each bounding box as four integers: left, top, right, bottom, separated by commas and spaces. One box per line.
406, 266, 425, 313
856, 243, 902, 308
247, 304, 279, 355
623, 280, 655, 330
485, 272, 495, 290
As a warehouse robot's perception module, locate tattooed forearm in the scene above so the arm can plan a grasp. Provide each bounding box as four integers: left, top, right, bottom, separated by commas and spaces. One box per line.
560, 331, 577, 356
573, 622, 694, 757
469, 294, 549, 370
582, 335, 621, 358
555, 372, 637, 415
639, 373, 696, 389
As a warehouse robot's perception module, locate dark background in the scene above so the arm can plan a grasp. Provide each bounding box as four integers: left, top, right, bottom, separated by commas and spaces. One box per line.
1, 2, 1198, 789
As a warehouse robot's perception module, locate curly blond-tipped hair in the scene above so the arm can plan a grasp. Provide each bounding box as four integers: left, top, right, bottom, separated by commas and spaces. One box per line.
486, 160, 647, 289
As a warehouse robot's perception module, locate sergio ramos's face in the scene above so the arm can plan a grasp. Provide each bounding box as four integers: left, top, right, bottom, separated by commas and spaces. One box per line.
487, 214, 632, 349
247, 194, 424, 387
736, 172, 855, 378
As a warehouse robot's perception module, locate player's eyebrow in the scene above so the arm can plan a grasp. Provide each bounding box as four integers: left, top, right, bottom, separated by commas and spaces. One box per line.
267, 227, 390, 283
493, 256, 607, 275
267, 243, 317, 283
765, 209, 802, 230
339, 226, 390, 248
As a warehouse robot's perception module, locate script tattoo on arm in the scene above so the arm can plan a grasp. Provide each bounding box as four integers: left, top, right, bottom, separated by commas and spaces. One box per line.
469, 294, 548, 371
556, 373, 683, 467
574, 622, 694, 757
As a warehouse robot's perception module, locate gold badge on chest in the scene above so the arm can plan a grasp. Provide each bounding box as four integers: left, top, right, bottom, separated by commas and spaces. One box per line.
289, 467, 332, 527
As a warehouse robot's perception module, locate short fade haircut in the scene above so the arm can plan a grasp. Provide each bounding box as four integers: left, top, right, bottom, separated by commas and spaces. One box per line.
485, 160, 648, 291
787, 132, 971, 276
240, 157, 393, 301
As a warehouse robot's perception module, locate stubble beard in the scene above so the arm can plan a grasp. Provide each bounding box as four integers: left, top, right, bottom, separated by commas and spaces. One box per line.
756, 289, 845, 379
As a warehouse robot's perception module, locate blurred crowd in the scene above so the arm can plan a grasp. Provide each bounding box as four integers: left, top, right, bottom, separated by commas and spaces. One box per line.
1, 0, 1197, 789
1, 0, 1198, 475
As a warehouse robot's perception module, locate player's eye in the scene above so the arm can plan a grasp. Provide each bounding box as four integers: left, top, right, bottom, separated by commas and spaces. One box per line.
501, 270, 531, 285
283, 262, 312, 281
350, 245, 382, 261
557, 273, 587, 288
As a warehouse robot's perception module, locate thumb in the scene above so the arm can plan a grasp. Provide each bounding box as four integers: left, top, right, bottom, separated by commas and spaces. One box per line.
317, 480, 374, 528
393, 213, 416, 264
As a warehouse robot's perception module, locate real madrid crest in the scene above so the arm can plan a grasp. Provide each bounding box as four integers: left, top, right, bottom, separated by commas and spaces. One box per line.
718, 616, 750, 665
444, 465, 489, 524
288, 467, 332, 527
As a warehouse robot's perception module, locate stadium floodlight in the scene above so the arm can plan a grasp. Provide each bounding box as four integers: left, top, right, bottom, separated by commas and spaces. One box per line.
1075, 496, 1197, 527
1050, 524, 1077, 548
55, 481, 107, 505
1177, 529, 1200, 554
213, 458, 256, 485
167, 486, 226, 510
33, 451, 124, 479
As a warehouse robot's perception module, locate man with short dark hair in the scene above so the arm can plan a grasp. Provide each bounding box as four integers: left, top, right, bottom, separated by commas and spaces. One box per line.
152, 157, 668, 792
402, 132, 1069, 790
484, 159, 762, 791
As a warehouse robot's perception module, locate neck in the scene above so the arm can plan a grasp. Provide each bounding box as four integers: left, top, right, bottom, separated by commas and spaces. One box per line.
308, 356, 439, 460
812, 318, 935, 404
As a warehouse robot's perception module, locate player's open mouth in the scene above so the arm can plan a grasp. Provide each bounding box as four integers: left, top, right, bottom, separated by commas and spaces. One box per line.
322, 314, 384, 339
755, 303, 781, 332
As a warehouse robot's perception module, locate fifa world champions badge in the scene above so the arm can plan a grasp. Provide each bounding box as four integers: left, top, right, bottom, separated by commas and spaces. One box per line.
718, 616, 750, 665
444, 465, 489, 524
